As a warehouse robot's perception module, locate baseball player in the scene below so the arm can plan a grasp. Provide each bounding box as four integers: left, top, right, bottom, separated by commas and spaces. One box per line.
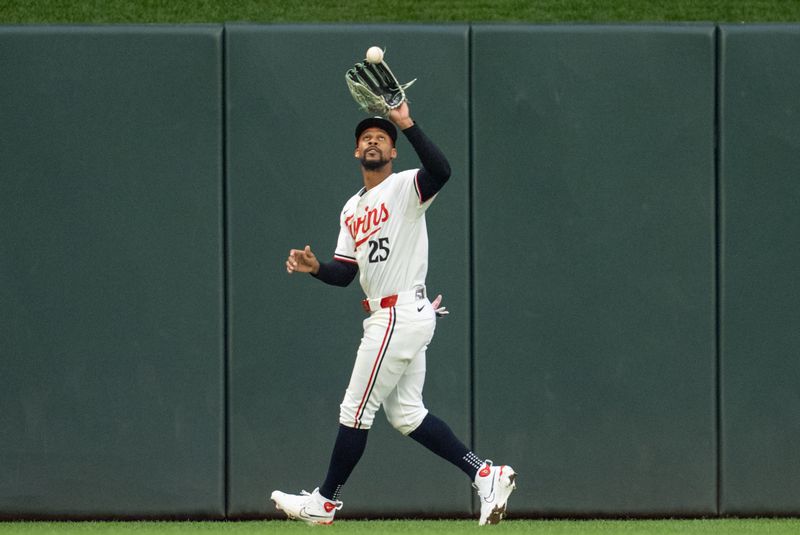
272, 101, 516, 525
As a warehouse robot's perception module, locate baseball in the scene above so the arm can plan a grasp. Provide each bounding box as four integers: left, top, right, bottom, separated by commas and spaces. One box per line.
366, 46, 384, 64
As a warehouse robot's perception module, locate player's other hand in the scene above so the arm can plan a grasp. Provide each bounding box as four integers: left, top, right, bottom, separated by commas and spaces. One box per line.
286, 245, 320, 275
388, 101, 414, 130
431, 294, 449, 317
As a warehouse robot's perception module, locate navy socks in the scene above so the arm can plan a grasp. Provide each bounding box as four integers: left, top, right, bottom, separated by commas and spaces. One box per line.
408, 413, 483, 480
319, 414, 482, 501
319, 424, 369, 500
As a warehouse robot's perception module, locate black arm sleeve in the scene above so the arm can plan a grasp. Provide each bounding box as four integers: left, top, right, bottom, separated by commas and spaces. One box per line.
402, 123, 451, 202
312, 259, 358, 287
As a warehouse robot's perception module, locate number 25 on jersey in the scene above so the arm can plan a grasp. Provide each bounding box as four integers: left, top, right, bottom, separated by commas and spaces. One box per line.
368, 238, 390, 263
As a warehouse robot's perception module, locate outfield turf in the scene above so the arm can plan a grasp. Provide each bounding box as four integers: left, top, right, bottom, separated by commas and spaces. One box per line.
2, 520, 800, 535
1, 0, 800, 23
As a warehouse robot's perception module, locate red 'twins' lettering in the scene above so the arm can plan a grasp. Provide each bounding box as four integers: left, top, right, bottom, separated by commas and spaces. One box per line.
346, 203, 389, 240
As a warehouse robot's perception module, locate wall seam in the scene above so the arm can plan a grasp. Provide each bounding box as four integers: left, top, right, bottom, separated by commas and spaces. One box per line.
467, 23, 477, 517
220, 23, 231, 519
713, 23, 723, 518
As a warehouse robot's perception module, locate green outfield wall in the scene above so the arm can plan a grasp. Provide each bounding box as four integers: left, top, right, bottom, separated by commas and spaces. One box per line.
0, 26, 225, 518
224, 24, 472, 518
472, 24, 717, 516
1, 23, 798, 519
718, 24, 800, 516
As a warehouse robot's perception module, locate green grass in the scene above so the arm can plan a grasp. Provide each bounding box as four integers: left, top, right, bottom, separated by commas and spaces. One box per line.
1, 0, 800, 23
2, 520, 800, 535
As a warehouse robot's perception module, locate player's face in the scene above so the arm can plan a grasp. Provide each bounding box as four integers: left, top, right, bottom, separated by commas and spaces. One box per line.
355, 128, 397, 170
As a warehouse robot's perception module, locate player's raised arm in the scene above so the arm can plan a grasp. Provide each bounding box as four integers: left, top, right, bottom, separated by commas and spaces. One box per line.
389, 102, 451, 202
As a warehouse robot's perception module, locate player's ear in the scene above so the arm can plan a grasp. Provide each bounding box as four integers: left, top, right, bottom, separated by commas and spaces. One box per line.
390, 147, 397, 159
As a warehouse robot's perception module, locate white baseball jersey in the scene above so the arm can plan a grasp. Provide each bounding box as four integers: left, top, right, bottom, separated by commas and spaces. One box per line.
333, 168, 436, 300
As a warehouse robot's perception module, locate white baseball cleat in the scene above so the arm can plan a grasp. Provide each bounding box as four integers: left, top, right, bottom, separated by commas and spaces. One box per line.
270, 487, 343, 525
472, 460, 517, 526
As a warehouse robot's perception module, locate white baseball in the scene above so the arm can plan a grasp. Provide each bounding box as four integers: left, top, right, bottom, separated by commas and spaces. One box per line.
366, 46, 384, 64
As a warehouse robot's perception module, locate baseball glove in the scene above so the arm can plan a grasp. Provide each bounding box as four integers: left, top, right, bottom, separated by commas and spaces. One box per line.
345, 59, 416, 116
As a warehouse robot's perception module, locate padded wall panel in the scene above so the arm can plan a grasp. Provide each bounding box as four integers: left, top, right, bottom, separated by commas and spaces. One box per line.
719, 24, 800, 515
0, 26, 225, 517
472, 25, 717, 516
226, 24, 471, 517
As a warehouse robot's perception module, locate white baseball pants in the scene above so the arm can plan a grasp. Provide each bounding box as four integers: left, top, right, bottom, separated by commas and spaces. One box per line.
339, 297, 436, 435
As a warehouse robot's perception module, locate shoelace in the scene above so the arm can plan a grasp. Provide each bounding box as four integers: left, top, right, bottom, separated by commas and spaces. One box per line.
472, 462, 496, 499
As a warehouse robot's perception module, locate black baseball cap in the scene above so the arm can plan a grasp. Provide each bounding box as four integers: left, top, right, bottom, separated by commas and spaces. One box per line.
355, 116, 397, 145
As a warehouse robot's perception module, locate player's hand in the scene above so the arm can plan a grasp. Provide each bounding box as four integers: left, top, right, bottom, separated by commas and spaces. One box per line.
286, 245, 320, 275
388, 101, 414, 130
431, 294, 449, 318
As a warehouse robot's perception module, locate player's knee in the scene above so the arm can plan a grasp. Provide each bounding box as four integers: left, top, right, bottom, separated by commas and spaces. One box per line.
385, 406, 428, 435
